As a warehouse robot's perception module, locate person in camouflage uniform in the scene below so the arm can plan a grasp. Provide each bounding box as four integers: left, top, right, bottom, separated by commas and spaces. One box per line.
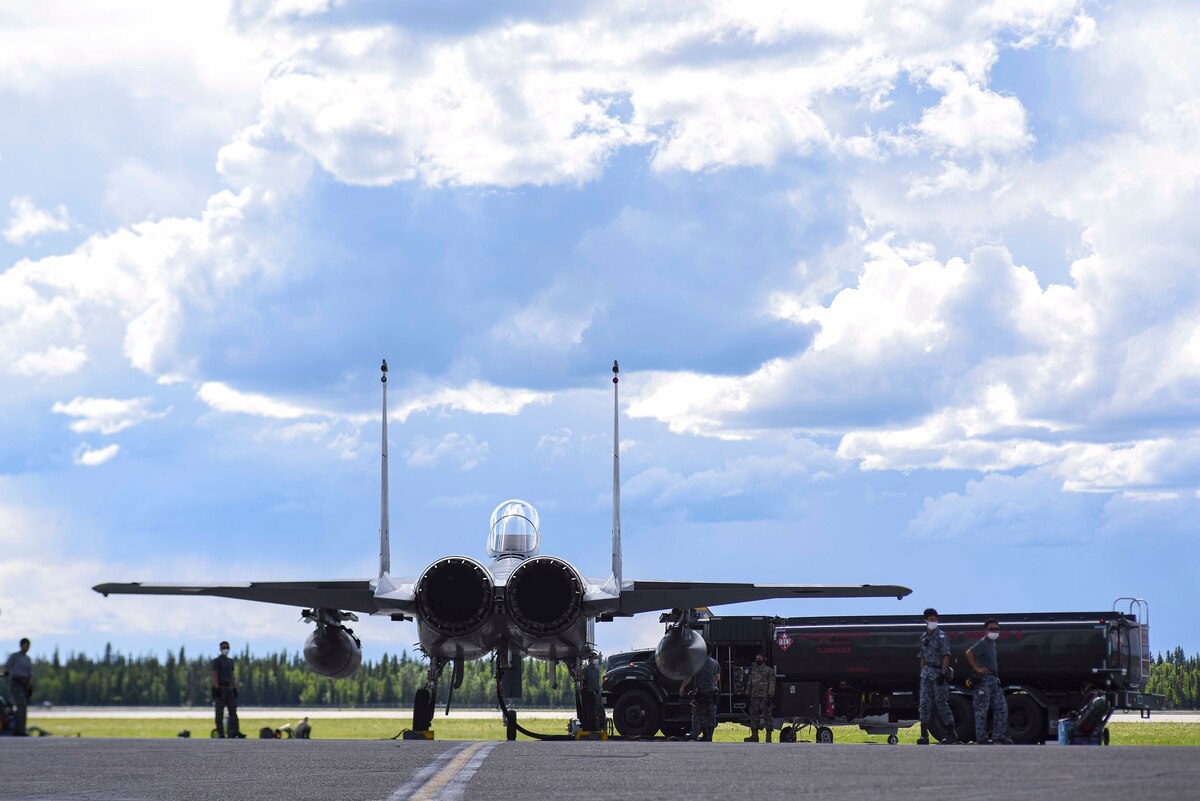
966, 619, 1011, 744
744, 652, 776, 742
917, 608, 959, 745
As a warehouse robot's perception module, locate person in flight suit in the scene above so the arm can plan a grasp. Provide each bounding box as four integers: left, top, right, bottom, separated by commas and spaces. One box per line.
3, 639, 33, 737
680, 653, 720, 741
744, 652, 776, 742
917, 608, 959, 745
966, 619, 1012, 744
211, 641, 242, 739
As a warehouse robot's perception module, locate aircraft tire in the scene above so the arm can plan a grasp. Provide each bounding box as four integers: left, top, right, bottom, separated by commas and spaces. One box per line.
413, 688, 434, 732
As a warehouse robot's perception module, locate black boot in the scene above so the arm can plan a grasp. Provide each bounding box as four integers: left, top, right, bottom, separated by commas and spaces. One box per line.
766, 729, 773, 743
744, 729, 759, 742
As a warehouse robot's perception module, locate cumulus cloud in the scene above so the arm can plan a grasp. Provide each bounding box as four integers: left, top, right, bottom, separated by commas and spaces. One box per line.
405, 432, 490, 471
914, 68, 1033, 155
73, 443, 121, 467
0, 188, 284, 383
211, 0, 1083, 187
52, 396, 168, 434
3, 196, 72, 245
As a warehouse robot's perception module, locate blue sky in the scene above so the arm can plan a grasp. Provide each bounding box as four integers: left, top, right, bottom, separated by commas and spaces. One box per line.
2, 1, 1198, 666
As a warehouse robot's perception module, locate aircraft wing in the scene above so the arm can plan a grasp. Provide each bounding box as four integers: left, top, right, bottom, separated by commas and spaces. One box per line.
616, 581, 912, 615
92, 580, 384, 615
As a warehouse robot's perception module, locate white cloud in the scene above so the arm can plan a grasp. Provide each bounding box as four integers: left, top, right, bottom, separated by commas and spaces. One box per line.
0, 188, 284, 382
537, 428, 573, 457
73, 443, 120, 467
394, 382, 554, 422
405, 432, 490, 471
904, 469, 1099, 543
52, 396, 168, 434
1057, 12, 1099, 50
11, 345, 87, 377
3, 196, 72, 245
913, 67, 1033, 155
197, 381, 317, 420
624, 437, 840, 510
212, 0, 1084, 187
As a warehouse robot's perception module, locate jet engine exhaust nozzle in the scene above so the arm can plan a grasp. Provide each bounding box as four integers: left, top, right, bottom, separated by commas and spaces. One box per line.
655, 625, 708, 682
504, 556, 584, 637
416, 556, 495, 637
303, 619, 362, 679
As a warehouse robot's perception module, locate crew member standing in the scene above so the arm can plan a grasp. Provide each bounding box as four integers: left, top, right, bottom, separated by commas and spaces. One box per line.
966, 619, 1011, 744
917, 608, 959, 745
744, 652, 775, 742
582, 653, 606, 730
680, 653, 720, 741
4, 639, 33, 737
211, 641, 241, 739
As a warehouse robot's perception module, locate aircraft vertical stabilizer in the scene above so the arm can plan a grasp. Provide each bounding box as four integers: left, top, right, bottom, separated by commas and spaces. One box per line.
379, 359, 391, 579
611, 360, 623, 591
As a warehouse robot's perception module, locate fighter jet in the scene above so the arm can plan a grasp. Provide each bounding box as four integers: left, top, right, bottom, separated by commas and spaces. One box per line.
95, 361, 910, 736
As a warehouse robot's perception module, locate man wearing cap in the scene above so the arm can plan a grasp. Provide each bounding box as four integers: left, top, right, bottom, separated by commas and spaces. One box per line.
917, 609, 959, 744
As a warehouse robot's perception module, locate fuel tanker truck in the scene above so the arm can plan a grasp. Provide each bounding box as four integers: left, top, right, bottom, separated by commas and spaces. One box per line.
602, 599, 1164, 743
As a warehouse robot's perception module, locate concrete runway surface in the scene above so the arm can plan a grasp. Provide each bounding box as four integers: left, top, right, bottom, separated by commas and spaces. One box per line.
2, 739, 1199, 801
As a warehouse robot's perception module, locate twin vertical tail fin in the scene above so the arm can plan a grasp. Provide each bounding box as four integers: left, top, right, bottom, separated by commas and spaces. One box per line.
379, 359, 391, 579
611, 360, 623, 591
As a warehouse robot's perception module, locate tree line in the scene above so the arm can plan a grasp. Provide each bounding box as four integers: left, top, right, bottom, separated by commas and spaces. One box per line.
16, 644, 577, 708
9, 644, 1199, 709
1145, 647, 1200, 709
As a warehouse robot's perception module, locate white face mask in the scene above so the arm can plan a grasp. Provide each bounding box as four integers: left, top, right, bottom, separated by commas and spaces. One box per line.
986, 632, 999, 641
926, 621, 938, 630
220, 648, 230, 656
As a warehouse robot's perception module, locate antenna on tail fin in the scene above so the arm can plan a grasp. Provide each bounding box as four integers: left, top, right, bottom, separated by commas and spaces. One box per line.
611, 360, 622, 590
379, 359, 391, 578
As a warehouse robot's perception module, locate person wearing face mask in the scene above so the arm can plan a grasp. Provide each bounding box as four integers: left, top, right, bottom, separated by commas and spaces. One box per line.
917, 609, 958, 745
966, 620, 1011, 744
581, 653, 605, 730
743, 652, 776, 742
211, 641, 242, 739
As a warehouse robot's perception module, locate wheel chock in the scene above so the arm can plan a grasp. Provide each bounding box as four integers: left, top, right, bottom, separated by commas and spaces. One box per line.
402, 729, 435, 740
573, 730, 609, 741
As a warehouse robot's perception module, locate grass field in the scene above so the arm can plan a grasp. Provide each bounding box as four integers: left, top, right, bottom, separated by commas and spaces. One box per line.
25, 716, 1200, 745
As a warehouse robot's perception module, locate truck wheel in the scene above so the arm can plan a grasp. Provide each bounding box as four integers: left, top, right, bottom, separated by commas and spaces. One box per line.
1102, 728, 1110, 746
949, 695, 975, 743
780, 726, 796, 743
887, 734, 899, 745
816, 726, 834, 744
612, 689, 661, 738
1004, 695, 1045, 744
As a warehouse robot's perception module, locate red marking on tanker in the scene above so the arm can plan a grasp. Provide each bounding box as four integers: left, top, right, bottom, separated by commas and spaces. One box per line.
776, 632, 793, 651
817, 647, 852, 655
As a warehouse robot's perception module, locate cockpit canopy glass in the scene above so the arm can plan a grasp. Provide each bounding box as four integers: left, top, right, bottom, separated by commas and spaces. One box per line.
488, 499, 541, 558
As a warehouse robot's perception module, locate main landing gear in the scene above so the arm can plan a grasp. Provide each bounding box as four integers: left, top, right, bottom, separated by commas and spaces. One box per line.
405, 654, 464, 740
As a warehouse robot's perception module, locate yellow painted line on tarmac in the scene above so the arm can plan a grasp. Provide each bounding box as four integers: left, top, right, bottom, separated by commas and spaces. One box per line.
408, 741, 489, 801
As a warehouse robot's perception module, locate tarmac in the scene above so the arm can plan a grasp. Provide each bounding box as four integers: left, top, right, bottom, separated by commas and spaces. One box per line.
29, 707, 1199, 722
2, 738, 1199, 801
